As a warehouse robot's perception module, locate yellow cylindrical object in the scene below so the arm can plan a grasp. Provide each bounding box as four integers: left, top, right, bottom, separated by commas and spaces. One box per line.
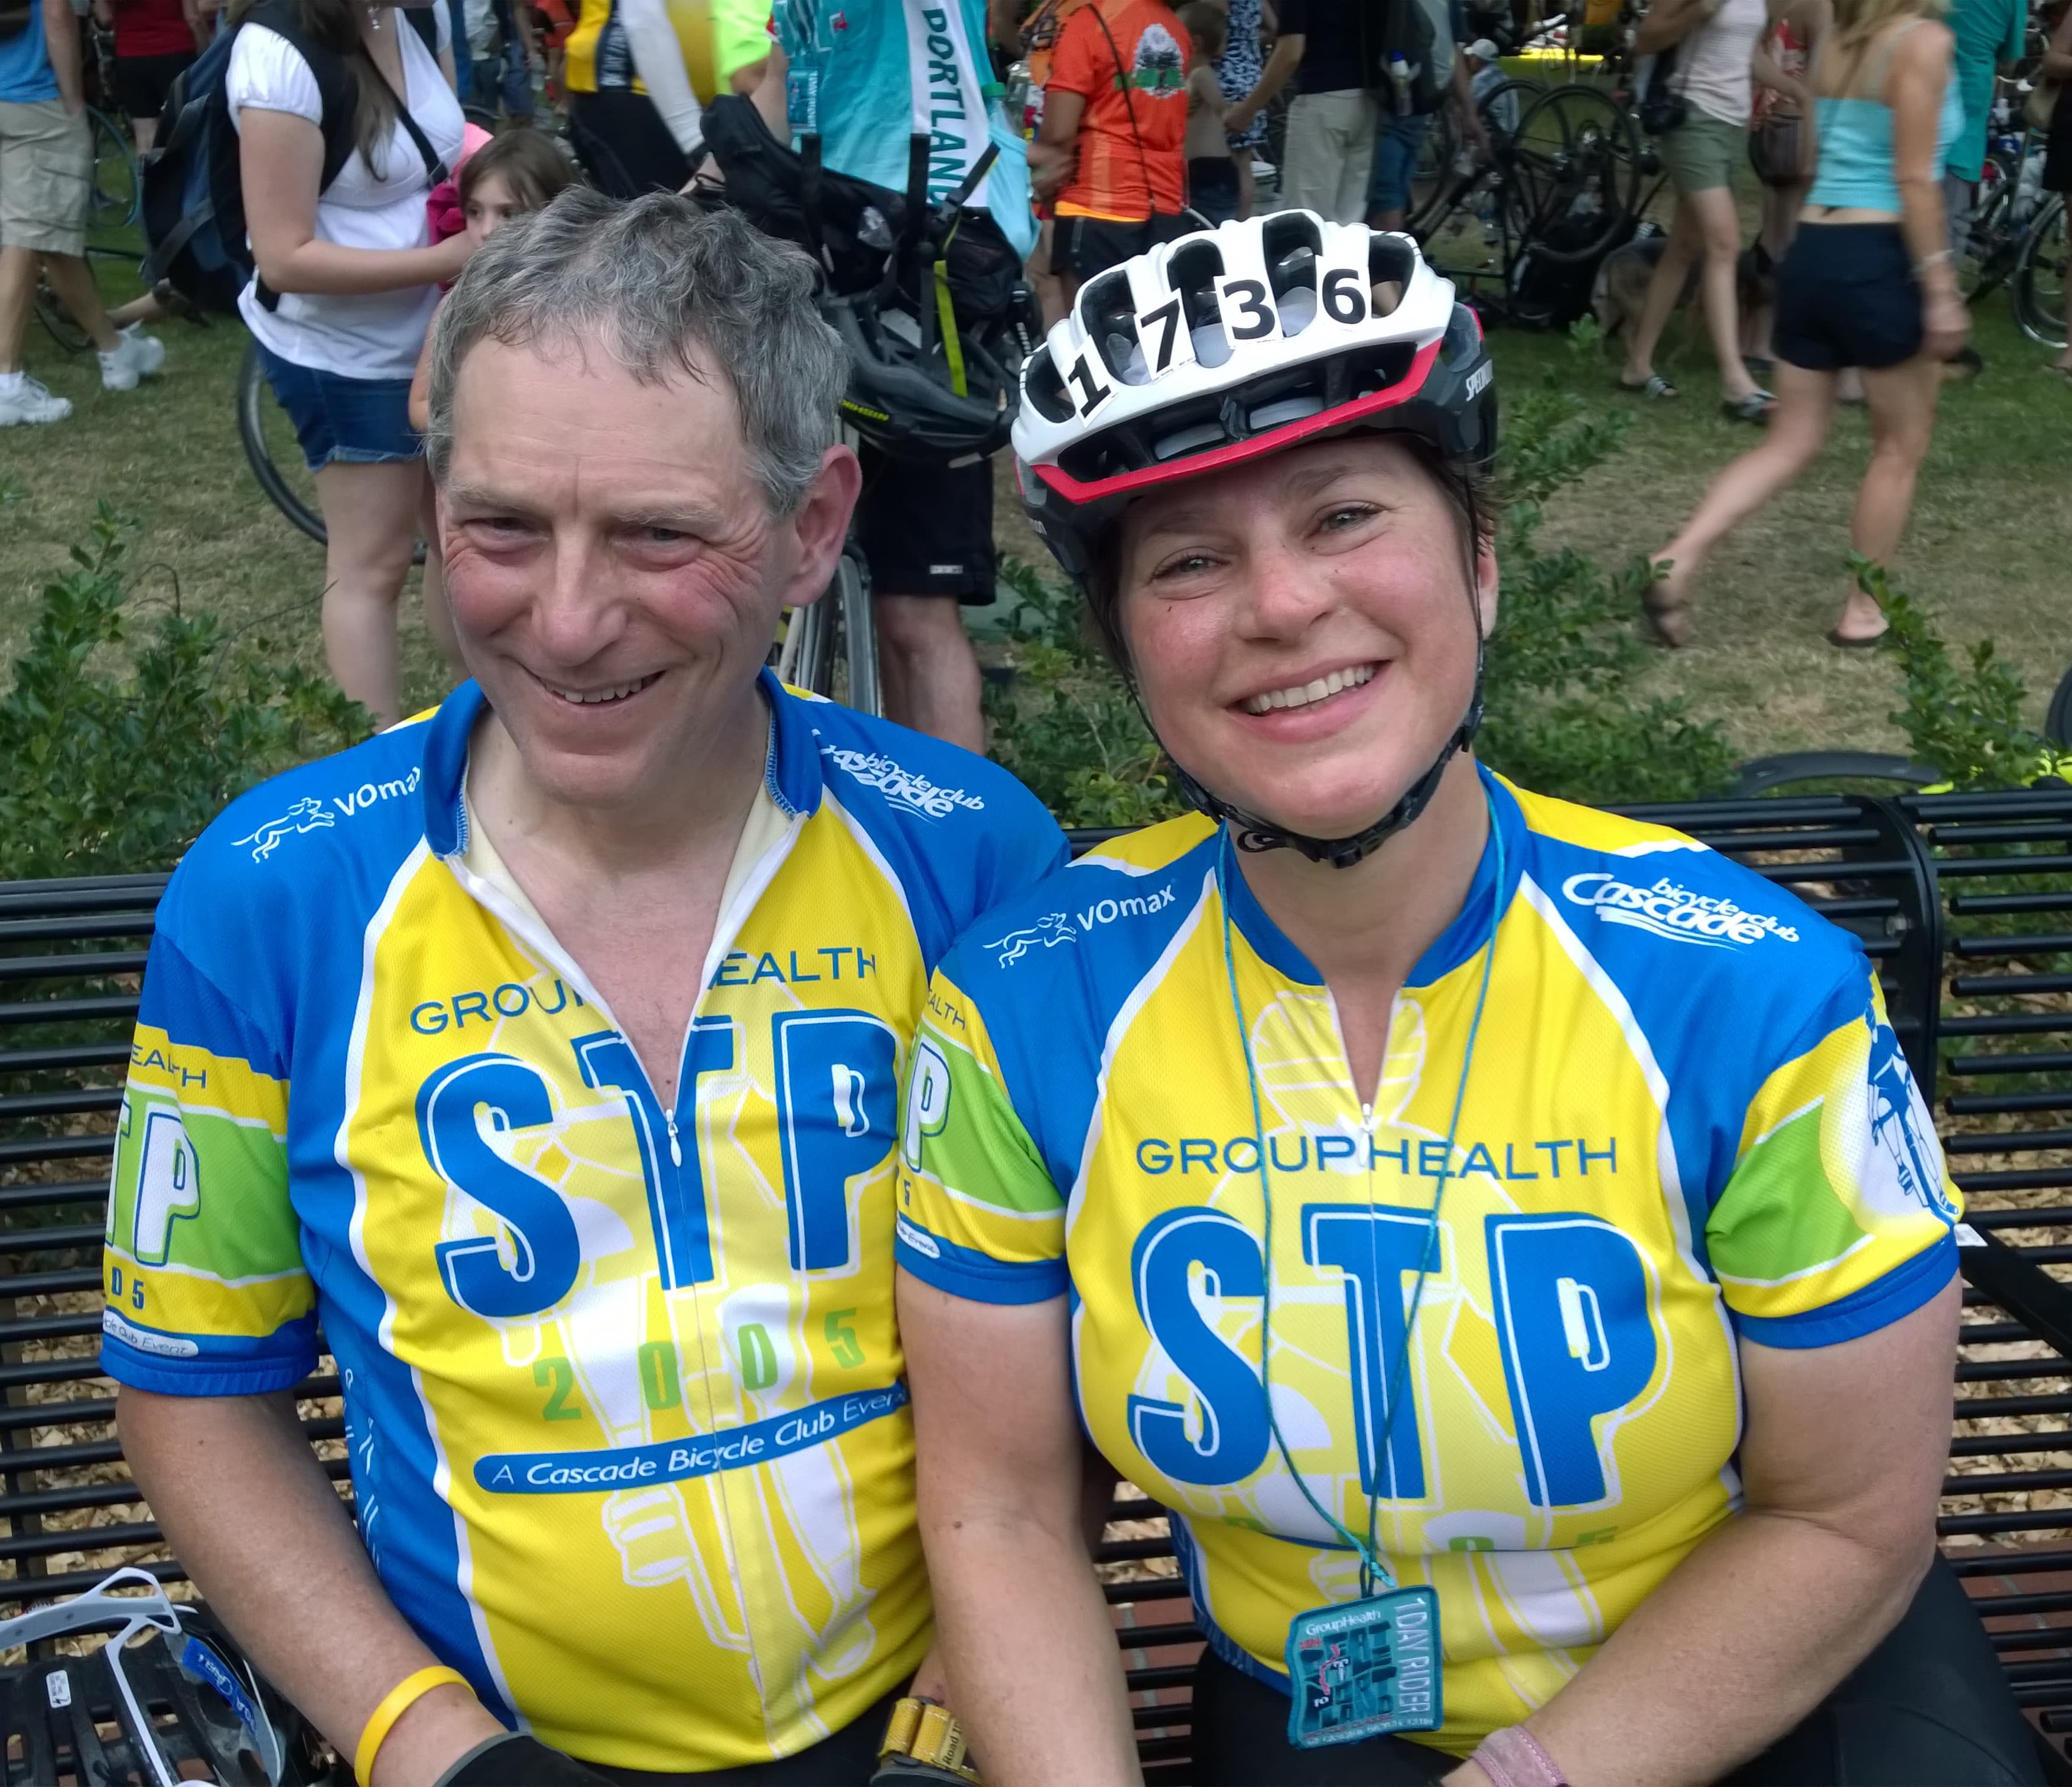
664, 0, 714, 96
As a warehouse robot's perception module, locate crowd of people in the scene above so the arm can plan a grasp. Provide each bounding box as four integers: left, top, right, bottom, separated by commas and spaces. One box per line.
6, 0, 2067, 709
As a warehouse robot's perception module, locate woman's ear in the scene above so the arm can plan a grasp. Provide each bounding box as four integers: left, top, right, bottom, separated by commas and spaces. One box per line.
1475, 537, 1500, 638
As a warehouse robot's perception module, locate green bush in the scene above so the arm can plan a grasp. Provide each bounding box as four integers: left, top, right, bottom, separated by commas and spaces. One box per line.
982, 557, 1176, 830
1863, 556, 2068, 790
0, 503, 371, 882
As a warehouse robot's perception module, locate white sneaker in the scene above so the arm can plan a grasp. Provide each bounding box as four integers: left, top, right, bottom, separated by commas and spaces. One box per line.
99, 326, 166, 392
0, 375, 72, 426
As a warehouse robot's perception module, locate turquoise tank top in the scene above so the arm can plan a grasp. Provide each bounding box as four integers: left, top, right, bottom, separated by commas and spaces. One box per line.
1807, 23, 1966, 210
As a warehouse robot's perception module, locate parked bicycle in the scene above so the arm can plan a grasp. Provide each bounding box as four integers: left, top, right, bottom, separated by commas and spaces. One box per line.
1415, 77, 1647, 301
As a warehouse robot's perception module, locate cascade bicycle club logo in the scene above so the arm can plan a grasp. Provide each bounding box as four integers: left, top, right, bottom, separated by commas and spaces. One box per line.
1560, 871, 1800, 948
819, 745, 985, 821
230, 797, 336, 862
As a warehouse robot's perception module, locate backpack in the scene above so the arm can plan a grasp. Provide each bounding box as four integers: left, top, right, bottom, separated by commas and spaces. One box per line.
695, 93, 1020, 325
142, 0, 444, 314
0, 0, 34, 45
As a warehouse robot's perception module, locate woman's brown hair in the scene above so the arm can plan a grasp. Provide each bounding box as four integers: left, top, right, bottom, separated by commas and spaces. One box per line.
459, 128, 581, 212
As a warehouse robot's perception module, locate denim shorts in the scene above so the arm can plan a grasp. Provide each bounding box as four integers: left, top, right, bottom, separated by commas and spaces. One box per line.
255, 342, 421, 472
1368, 110, 1431, 214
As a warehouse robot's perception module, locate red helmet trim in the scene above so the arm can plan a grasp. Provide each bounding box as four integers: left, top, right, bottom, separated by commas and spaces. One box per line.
1030, 337, 1447, 507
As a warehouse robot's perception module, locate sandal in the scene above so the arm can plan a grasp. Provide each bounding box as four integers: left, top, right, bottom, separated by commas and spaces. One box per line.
1826, 628, 1888, 650
1621, 373, 1679, 399
1642, 570, 1694, 648
1721, 389, 1776, 424
1743, 356, 1775, 381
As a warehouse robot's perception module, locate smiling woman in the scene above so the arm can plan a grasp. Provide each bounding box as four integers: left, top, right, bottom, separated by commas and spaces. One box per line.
894, 210, 2041, 1787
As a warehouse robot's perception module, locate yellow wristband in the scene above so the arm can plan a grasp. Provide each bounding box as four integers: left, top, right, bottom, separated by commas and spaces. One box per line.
353, 1665, 470, 1786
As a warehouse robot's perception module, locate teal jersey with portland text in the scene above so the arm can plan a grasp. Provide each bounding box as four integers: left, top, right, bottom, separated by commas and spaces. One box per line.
772, 0, 1037, 258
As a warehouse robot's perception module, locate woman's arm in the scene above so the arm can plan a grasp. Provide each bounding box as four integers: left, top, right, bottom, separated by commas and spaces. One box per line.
120, 1388, 508, 1786
240, 106, 473, 296
1886, 20, 1966, 358
1222, 30, 1301, 136
408, 294, 442, 431
2044, 7, 2072, 83
1446, 1278, 1958, 1787
897, 1270, 1141, 1787
1030, 88, 1084, 203
616, 0, 702, 153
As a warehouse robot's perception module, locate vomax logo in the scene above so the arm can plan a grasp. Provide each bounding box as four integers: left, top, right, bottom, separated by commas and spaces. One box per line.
1562, 871, 1800, 947
1077, 883, 1177, 932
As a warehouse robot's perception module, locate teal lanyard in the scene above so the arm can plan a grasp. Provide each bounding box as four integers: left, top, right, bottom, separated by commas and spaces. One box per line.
1216, 795, 1504, 1598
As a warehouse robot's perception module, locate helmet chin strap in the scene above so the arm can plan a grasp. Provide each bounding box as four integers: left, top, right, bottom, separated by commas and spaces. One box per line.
1166, 626, 1488, 872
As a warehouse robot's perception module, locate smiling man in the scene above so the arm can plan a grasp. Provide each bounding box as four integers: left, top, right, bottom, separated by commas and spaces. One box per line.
104, 191, 1064, 1787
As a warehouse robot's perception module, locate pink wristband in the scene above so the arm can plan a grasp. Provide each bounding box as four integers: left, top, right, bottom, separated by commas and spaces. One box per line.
1471, 1724, 1572, 1787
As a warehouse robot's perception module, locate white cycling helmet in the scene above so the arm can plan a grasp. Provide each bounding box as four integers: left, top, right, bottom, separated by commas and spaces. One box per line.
1012, 210, 1497, 587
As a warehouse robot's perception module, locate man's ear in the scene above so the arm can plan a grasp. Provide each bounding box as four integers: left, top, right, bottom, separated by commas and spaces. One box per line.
1475, 537, 1500, 638
778, 445, 864, 610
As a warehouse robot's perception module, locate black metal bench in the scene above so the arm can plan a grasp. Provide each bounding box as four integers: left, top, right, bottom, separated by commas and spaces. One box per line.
8, 795, 2072, 1776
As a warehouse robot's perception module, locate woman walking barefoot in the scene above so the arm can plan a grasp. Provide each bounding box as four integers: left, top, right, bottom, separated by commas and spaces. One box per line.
1645, 0, 1966, 647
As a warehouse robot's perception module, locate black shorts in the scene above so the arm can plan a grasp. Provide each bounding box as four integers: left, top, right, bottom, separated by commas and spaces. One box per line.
854, 445, 996, 602
111, 50, 194, 122
1053, 211, 1190, 284
1774, 222, 1923, 371
567, 89, 688, 199
1188, 155, 1240, 223
1184, 1557, 2041, 1786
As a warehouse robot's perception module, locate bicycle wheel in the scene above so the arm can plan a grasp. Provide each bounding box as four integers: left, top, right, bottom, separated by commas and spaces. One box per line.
834, 547, 881, 718
1405, 103, 1458, 234
2014, 194, 2068, 351
238, 340, 328, 547
89, 108, 139, 233
1957, 174, 2010, 300
1505, 83, 1642, 265
32, 278, 91, 352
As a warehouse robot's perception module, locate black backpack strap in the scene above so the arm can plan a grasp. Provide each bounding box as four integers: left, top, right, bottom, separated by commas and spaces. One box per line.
242, 0, 360, 191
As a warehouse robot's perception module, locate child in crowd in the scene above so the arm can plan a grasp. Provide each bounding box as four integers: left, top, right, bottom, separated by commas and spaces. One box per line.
1179, 3, 1238, 222
409, 129, 579, 432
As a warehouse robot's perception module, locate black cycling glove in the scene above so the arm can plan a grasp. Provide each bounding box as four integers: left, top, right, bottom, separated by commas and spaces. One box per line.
869, 1760, 978, 1785
434, 1731, 619, 1786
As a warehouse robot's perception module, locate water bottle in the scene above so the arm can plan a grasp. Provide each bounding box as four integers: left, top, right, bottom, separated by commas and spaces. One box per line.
1004, 59, 1033, 135
1388, 52, 1415, 116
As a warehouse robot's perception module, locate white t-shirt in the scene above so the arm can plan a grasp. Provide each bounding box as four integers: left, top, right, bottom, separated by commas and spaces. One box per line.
1675, 0, 1768, 128
227, 9, 464, 380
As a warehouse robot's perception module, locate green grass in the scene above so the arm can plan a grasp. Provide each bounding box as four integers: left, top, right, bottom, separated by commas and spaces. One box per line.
5, 240, 2070, 768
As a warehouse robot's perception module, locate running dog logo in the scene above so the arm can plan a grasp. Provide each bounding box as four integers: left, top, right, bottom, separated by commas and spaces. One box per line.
987, 912, 1076, 967
232, 797, 336, 862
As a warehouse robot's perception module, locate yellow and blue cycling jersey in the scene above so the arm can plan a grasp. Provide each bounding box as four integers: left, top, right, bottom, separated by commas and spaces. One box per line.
102, 672, 1064, 1773
896, 767, 1959, 1754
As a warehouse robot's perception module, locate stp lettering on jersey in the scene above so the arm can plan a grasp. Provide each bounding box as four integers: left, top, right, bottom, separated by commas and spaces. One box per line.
100, 671, 1065, 1773
895, 768, 1958, 1756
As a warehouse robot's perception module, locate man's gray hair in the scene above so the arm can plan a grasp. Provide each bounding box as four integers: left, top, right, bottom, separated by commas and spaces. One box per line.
424, 189, 847, 515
